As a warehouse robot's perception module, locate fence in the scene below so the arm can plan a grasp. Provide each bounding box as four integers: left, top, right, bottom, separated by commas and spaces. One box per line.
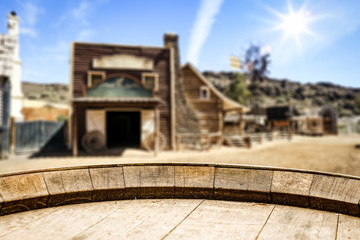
15, 121, 66, 154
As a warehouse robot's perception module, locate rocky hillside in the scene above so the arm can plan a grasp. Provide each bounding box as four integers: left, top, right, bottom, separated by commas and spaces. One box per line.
21, 75, 360, 117
203, 71, 360, 117
22, 82, 69, 103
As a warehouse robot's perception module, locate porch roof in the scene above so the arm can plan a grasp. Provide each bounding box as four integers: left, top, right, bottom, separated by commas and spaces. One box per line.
72, 97, 161, 104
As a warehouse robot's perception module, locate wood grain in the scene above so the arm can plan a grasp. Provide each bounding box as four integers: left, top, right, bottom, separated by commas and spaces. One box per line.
214, 167, 273, 202
123, 165, 175, 199
166, 200, 274, 240
0, 201, 125, 240
73, 199, 202, 240
0, 200, 359, 239
0, 173, 48, 215
337, 214, 360, 240
309, 175, 360, 216
89, 166, 125, 201
43, 169, 93, 207
271, 171, 313, 207
174, 166, 215, 198
257, 205, 338, 239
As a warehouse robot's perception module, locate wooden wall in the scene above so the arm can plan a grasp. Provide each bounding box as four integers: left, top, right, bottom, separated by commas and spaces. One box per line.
23, 107, 69, 122
72, 43, 172, 149
181, 65, 222, 133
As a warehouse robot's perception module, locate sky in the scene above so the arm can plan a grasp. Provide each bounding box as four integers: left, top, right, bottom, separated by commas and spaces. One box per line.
0, 0, 359, 87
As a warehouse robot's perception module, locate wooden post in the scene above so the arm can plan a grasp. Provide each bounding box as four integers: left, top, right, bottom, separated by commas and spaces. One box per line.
154, 107, 159, 157
288, 125, 292, 141
10, 117, 15, 155
176, 135, 182, 151
238, 110, 242, 135
72, 106, 78, 156
206, 134, 210, 151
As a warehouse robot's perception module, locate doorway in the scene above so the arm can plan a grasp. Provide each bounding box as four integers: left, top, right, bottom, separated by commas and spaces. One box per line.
106, 111, 140, 148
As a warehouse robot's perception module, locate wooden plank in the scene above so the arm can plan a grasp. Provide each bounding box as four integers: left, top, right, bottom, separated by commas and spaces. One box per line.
154, 106, 159, 156
257, 205, 338, 239
271, 171, 313, 207
174, 166, 215, 198
337, 214, 360, 240
43, 169, 93, 207
309, 175, 360, 216
0, 200, 356, 239
73, 199, 202, 240
0, 201, 125, 240
0, 173, 48, 215
166, 200, 274, 240
123, 165, 175, 199
0, 206, 59, 238
89, 166, 125, 201
214, 167, 273, 202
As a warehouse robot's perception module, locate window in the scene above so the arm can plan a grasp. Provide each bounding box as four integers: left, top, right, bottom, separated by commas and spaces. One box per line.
88, 71, 106, 88
200, 86, 210, 100
142, 73, 158, 91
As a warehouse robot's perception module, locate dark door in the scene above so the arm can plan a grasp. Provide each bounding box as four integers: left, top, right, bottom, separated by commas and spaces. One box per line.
106, 111, 140, 148
323, 111, 332, 134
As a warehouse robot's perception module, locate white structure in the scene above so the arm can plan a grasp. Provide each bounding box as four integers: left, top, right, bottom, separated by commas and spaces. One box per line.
0, 12, 24, 121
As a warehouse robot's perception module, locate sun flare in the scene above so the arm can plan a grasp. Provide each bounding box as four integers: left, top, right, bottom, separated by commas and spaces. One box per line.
281, 10, 308, 36
268, 1, 319, 50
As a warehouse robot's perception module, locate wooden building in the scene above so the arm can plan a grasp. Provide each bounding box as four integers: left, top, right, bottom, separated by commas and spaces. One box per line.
181, 63, 246, 136
70, 34, 250, 155
266, 106, 297, 130
320, 107, 337, 135
305, 117, 323, 136
70, 34, 182, 156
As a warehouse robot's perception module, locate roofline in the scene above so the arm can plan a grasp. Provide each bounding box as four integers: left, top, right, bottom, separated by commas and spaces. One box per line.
72, 41, 168, 50
182, 62, 249, 111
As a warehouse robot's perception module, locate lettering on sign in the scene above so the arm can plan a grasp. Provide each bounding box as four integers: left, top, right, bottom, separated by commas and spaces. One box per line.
93, 54, 153, 70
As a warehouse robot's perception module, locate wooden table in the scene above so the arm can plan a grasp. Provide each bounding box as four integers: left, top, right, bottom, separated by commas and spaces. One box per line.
0, 199, 358, 239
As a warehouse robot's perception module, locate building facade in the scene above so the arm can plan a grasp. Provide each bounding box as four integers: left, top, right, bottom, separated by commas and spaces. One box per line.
70, 34, 186, 155
0, 12, 24, 157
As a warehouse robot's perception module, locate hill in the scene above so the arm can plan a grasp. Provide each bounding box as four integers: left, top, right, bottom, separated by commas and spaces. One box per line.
22, 82, 69, 104
21, 76, 360, 117
203, 71, 360, 117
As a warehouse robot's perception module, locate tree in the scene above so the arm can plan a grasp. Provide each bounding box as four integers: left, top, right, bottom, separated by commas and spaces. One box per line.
225, 73, 251, 105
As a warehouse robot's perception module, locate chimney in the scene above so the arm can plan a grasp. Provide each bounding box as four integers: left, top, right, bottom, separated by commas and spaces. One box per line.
164, 33, 180, 79
163, 33, 201, 143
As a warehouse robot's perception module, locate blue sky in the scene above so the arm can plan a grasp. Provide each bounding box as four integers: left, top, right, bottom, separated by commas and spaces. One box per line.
0, 0, 359, 87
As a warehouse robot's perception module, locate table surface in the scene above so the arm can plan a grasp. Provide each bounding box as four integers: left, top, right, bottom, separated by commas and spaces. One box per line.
0, 199, 359, 240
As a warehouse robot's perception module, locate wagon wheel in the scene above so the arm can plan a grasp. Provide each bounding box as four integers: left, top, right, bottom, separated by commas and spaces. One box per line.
81, 130, 106, 153
142, 133, 166, 151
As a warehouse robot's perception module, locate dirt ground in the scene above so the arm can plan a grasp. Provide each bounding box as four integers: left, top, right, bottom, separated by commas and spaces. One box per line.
1, 135, 359, 176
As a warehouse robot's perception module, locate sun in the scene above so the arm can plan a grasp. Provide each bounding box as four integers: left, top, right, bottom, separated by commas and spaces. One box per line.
281, 9, 308, 36
269, 1, 319, 49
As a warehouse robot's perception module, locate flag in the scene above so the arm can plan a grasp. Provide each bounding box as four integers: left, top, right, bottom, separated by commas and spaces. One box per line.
230, 55, 242, 70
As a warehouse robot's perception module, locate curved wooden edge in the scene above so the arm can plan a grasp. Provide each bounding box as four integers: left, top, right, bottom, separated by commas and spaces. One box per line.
0, 163, 359, 217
